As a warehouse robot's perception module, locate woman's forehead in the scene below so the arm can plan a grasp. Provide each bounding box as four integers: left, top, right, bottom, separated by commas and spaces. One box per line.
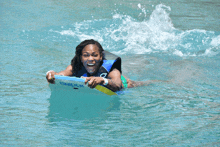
82, 44, 100, 53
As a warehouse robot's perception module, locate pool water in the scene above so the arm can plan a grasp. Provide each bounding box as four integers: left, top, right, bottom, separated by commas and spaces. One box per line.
1, 0, 220, 146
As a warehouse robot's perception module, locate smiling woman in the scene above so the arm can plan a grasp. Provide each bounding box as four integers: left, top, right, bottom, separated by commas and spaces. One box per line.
46, 39, 160, 91
46, 39, 123, 92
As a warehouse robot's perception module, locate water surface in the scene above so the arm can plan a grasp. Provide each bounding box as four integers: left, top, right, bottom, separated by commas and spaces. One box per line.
1, 0, 220, 146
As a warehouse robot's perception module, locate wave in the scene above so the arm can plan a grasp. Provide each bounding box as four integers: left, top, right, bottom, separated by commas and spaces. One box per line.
24, 4, 220, 57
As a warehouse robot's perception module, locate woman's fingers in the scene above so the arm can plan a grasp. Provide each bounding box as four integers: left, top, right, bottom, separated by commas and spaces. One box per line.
49, 73, 52, 79
88, 78, 96, 88
83, 77, 104, 88
86, 77, 99, 88
46, 71, 55, 84
84, 77, 90, 84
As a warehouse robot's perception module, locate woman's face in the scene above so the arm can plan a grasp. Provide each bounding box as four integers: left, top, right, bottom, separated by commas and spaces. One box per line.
81, 44, 102, 75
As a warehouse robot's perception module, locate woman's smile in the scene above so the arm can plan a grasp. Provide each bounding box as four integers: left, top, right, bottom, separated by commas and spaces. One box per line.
87, 63, 95, 66
86, 62, 96, 70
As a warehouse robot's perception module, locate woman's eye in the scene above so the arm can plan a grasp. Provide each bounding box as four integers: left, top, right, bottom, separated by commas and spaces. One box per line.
83, 54, 89, 57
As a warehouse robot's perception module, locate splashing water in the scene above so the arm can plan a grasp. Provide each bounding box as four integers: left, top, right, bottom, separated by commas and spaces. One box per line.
41, 4, 220, 57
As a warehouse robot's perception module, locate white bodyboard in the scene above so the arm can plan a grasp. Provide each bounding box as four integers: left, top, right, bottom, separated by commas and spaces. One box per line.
49, 75, 117, 96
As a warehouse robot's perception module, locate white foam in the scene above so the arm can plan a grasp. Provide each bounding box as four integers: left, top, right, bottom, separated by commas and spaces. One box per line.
173, 49, 183, 57
148, 4, 173, 32
49, 4, 218, 57
109, 4, 178, 54
201, 46, 220, 57
60, 30, 75, 36
137, 3, 146, 17
211, 35, 220, 46
137, 3, 141, 9
113, 14, 123, 19
51, 29, 75, 36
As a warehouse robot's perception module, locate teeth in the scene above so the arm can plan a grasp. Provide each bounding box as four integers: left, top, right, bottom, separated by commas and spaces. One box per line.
87, 63, 95, 66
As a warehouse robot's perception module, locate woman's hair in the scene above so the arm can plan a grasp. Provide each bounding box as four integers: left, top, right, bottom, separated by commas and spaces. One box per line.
71, 39, 105, 75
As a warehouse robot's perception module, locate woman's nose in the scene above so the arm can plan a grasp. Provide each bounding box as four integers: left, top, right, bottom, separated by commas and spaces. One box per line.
88, 55, 94, 60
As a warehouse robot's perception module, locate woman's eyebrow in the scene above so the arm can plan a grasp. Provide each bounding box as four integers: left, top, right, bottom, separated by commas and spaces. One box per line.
91, 52, 99, 54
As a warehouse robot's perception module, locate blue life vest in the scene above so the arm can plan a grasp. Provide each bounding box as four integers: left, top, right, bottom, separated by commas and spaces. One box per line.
73, 51, 121, 78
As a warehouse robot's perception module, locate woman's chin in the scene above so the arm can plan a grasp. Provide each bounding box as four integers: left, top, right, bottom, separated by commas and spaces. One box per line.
86, 69, 96, 75
85, 66, 99, 75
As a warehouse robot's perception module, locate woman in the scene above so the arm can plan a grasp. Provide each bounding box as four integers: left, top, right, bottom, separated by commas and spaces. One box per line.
46, 39, 128, 92
46, 39, 160, 91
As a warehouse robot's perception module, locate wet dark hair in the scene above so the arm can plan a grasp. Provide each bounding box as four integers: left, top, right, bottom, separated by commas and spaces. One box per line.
71, 39, 105, 75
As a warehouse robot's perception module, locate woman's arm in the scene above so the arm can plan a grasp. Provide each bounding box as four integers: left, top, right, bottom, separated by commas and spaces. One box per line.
46, 65, 73, 83
84, 68, 122, 92
106, 68, 122, 91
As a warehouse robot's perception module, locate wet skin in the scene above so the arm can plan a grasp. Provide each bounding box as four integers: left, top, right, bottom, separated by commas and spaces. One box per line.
45, 44, 160, 89
81, 44, 102, 75
46, 44, 122, 91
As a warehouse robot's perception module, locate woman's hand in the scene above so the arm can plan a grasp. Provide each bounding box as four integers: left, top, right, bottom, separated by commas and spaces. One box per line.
45, 65, 73, 84
83, 77, 105, 88
46, 70, 56, 84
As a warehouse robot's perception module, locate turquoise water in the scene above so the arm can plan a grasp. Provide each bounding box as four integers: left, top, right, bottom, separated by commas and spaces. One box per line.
1, 0, 220, 146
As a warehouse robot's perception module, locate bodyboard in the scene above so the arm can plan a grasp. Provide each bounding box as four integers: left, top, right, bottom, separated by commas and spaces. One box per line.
49, 75, 117, 96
